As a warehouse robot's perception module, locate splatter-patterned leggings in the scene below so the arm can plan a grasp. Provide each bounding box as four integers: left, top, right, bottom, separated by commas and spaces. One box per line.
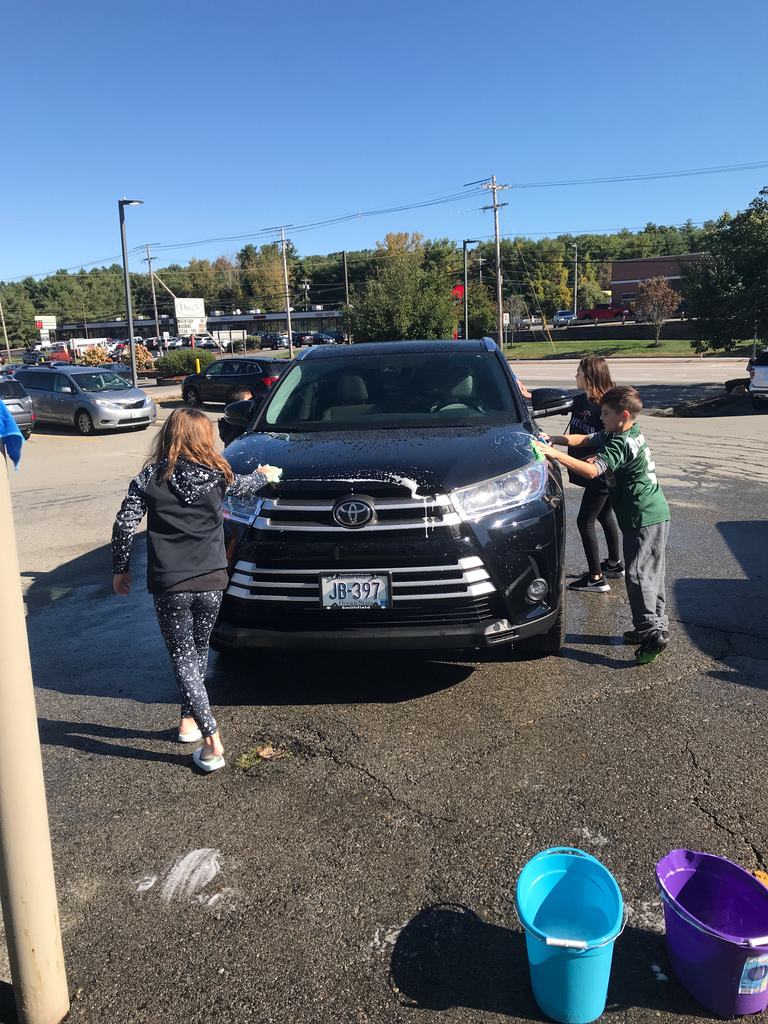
153, 590, 224, 737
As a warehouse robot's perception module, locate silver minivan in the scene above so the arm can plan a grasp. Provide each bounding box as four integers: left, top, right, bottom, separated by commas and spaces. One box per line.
13, 366, 157, 435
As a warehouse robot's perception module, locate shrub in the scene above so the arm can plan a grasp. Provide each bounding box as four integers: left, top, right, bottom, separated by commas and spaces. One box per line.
79, 345, 110, 366
154, 349, 217, 376
133, 345, 154, 369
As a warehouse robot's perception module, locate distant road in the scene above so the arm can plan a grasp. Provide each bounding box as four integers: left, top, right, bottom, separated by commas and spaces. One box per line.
508, 357, 748, 410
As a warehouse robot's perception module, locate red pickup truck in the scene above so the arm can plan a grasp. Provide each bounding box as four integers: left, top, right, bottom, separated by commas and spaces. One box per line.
577, 303, 630, 321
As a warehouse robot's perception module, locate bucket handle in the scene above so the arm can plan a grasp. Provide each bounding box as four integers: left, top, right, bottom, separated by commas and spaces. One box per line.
517, 906, 628, 953
657, 884, 768, 948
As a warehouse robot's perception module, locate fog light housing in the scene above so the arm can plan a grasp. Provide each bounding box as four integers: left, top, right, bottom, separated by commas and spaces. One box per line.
525, 578, 548, 604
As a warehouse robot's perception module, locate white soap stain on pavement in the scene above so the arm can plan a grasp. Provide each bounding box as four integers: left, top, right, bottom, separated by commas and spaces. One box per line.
624, 899, 666, 934
161, 848, 221, 902
651, 962, 669, 981
370, 922, 409, 953
133, 848, 236, 911
579, 826, 609, 847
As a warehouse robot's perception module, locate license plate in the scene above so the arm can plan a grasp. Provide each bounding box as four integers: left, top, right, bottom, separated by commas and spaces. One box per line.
320, 573, 390, 609
130, 408, 143, 418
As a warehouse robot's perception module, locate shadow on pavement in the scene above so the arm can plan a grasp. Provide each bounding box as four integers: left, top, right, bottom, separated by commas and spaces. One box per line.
390, 907, 703, 1017
633, 381, 724, 410
37, 719, 189, 765
390, 904, 538, 1016
675, 520, 768, 686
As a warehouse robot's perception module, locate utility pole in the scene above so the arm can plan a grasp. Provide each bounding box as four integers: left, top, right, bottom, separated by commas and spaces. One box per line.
301, 279, 310, 311
0, 443, 70, 1024
81, 302, 89, 340
570, 242, 579, 313
0, 300, 12, 366
280, 227, 294, 359
480, 175, 510, 350
144, 245, 162, 343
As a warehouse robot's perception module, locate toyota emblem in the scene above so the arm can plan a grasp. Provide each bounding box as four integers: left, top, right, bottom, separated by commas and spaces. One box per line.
333, 498, 375, 529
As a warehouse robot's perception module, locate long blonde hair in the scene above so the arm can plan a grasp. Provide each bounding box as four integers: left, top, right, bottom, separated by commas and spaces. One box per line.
146, 407, 234, 484
578, 355, 615, 402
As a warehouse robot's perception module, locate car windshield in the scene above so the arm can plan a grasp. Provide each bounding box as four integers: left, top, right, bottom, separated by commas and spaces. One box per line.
261, 351, 520, 431
755, 353, 768, 367
0, 380, 26, 398
74, 371, 132, 392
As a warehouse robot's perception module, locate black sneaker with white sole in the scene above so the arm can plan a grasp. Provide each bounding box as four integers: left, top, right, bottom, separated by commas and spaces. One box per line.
601, 559, 625, 578
568, 573, 611, 593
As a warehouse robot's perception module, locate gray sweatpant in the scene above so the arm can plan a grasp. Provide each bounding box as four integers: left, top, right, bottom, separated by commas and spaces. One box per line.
622, 520, 669, 642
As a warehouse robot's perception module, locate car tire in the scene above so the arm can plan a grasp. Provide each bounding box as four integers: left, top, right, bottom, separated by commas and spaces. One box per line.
751, 395, 768, 411
183, 387, 202, 408
75, 410, 94, 435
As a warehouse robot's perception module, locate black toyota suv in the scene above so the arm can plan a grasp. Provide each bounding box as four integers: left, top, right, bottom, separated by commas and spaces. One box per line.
212, 339, 573, 655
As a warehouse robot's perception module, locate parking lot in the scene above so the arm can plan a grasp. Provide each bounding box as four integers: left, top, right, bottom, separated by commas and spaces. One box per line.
3, 362, 768, 1023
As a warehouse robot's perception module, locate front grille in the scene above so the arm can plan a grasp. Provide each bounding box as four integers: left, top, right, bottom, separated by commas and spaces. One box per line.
118, 415, 150, 424
254, 491, 460, 534
221, 593, 503, 632
115, 399, 146, 410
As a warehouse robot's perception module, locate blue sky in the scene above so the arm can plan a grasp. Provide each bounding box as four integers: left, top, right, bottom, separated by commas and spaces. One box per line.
2, 0, 766, 281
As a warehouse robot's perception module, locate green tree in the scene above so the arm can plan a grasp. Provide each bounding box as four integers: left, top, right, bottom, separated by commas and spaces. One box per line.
465, 281, 497, 338
681, 188, 768, 352
344, 251, 457, 343
635, 276, 681, 346
0, 282, 38, 346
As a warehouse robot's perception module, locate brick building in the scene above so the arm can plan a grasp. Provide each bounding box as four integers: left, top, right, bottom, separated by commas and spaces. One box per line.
610, 253, 703, 305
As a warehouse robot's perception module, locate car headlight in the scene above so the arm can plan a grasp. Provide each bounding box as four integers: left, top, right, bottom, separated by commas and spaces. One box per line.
222, 494, 263, 524
450, 462, 548, 521
93, 399, 121, 410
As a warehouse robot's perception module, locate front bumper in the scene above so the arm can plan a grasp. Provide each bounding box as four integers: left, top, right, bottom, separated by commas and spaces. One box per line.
211, 604, 561, 651
90, 403, 157, 430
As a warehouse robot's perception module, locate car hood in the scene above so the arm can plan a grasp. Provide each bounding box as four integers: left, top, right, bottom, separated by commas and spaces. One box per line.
224, 424, 537, 494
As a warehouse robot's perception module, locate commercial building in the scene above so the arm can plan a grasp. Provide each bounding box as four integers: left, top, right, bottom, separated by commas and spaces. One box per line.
610, 253, 703, 306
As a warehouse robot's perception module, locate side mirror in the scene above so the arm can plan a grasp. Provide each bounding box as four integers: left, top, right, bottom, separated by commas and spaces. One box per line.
60, 386, 74, 394
223, 398, 261, 429
530, 387, 574, 418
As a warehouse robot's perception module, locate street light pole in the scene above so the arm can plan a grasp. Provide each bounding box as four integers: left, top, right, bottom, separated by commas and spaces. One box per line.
570, 242, 578, 314
480, 176, 510, 349
462, 240, 480, 341
118, 199, 143, 388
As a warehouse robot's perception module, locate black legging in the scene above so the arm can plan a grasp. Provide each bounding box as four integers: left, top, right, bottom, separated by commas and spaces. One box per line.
576, 488, 621, 576
153, 590, 224, 736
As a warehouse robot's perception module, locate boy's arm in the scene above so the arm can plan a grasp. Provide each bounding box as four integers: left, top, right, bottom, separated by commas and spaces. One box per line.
549, 432, 592, 447
534, 443, 601, 479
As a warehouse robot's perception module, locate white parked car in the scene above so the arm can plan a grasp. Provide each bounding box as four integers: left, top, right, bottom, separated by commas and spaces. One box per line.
749, 351, 768, 411
553, 310, 578, 327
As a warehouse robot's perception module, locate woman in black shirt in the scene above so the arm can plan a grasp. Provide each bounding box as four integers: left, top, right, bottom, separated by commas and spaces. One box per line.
112, 408, 280, 772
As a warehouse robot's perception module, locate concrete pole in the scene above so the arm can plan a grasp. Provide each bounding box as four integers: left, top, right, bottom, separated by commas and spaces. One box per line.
118, 199, 142, 388
280, 227, 294, 359
146, 245, 161, 344
0, 445, 69, 1024
0, 300, 12, 366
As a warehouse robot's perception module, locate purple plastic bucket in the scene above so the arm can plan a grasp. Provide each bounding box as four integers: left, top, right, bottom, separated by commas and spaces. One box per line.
656, 849, 768, 1018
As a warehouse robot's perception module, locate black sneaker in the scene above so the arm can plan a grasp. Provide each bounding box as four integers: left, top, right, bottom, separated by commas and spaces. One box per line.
636, 632, 669, 665
622, 630, 640, 645
601, 559, 625, 578
568, 573, 611, 593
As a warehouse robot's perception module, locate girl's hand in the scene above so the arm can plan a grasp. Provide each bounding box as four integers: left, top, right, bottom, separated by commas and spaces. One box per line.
536, 433, 551, 444
257, 464, 283, 484
113, 572, 132, 595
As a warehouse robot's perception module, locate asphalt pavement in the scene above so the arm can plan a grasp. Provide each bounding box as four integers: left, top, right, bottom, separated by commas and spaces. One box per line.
2, 363, 767, 1024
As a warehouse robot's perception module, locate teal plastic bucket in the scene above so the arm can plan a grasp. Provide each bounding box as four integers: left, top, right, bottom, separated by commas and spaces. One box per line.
516, 848, 624, 1024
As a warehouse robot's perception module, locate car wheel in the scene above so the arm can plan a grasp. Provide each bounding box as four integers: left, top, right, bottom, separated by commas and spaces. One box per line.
75, 410, 94, 435
183, 387, 202, 407
751, 395, 768, 411
21, 430, 31, 440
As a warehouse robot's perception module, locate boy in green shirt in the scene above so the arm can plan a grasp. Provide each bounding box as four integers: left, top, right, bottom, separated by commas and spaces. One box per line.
537, 385, 670, 665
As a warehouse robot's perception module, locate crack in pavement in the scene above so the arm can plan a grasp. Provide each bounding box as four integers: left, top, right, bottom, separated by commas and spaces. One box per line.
685, 740, 767, 870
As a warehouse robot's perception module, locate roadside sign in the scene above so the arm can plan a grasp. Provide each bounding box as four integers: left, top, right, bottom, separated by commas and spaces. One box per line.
35, 316, 57, 331
174, 297, 206, 336
502, 313, 510, 326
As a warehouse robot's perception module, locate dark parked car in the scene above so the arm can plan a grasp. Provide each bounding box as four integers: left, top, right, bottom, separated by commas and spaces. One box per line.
0, 377, 35, 439
308, 333, 336, 345
182, 357, 286, 407
211, 338, 574, 656
259, 333, 289, 350
292, 333, 315, 347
